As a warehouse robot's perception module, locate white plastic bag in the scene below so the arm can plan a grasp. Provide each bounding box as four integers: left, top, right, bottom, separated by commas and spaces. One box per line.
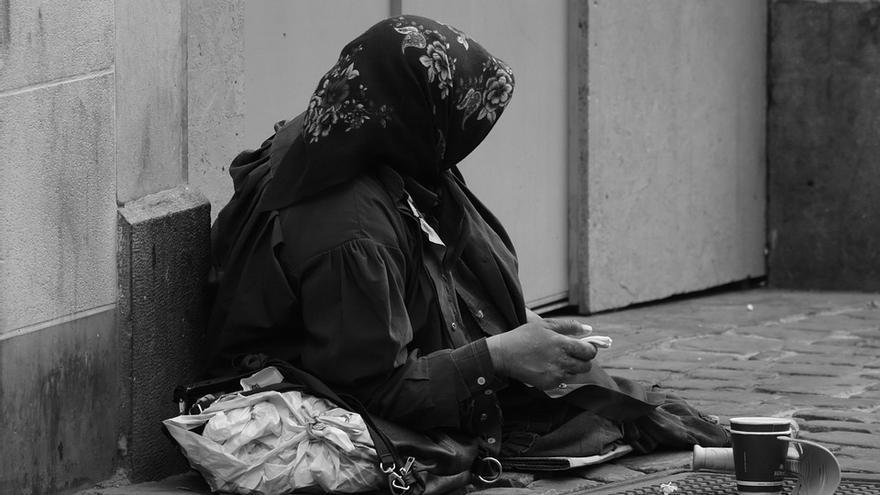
163, 389, 384, 494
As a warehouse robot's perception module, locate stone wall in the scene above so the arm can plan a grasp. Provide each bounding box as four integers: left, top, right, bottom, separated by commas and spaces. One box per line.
0, 1, 243, 493
0, 1, 118, 493
768, 0, 880, 290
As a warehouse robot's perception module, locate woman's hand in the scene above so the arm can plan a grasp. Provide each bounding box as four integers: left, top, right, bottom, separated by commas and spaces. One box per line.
486, 319, 598, 389
525, 307, 544, 323
525, 307, 593, 332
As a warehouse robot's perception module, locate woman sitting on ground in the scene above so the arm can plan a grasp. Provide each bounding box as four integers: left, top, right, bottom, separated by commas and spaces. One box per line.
207, 14, 728, 469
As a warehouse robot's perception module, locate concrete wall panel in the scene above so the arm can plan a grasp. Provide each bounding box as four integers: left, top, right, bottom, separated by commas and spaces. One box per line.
115, 0, 186, 204
768, 0, 880, 290
583, 0, 767, 312
242, 0, 390, 147
403, 0, 571, 308
0, 0, 113, 91
187, 0, 245, 221
0, 308, 119, 494
0, 74, 116, 333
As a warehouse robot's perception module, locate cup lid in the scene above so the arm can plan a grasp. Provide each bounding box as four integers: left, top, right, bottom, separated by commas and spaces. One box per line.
730, 417, 792, 425
730, 417, 792, 434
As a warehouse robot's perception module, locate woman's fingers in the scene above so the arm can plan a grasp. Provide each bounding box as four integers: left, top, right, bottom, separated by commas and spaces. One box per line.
563, 338, 598, 362
561, 354, 593, 375
545, 319, 593, 337
583, 335, 613, 349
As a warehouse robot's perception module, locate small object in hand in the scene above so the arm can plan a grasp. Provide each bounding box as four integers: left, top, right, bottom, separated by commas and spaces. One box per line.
660, 482, 679, 494
582, 335, 613, 349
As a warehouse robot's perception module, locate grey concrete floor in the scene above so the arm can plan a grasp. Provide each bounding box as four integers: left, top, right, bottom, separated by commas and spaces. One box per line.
85, 288, 880, 494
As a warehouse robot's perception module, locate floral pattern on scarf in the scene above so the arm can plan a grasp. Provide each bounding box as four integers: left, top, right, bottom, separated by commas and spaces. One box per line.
457, 61, 514, 127
303, 46, 392, 143
392, 16, 513, 120
262, 15, 516, 209
303, 16, 514, 145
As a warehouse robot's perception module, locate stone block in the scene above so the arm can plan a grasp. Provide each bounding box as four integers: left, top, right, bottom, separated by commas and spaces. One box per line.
0, 73, 115, 332
0, 308, 118, 494
0, 0, 113, 91
117, 186, 211, 482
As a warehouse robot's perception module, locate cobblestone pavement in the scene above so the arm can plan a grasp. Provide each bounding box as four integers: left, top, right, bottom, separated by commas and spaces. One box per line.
88, 289, 880, 495
474, 288, 880, 494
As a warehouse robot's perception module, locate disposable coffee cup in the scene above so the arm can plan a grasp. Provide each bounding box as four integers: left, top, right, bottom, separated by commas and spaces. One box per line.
730, 417, 792, 494
692, 445, 735, 472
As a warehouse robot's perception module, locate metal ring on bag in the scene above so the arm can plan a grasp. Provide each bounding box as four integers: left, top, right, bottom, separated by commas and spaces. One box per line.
380, 462, 396, 474
476, 456, 503, 483
388, 472, 410, 495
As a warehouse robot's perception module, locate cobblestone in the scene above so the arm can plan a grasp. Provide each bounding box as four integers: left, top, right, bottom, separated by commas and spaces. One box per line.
800, 430, 880, 450
468, 488, 536, 495
598, 358, 702, 373
682, 368, 776, 381
793, 408, 879, 423
656, 378, 751, 391
834, 447, 880, 474
574, 464, 644, 483
784, 394, 880, 410
614, 452, 692, 473
624, 349, 733, 364
574, 289, 880, 478
89, 289, 880, 494
763, 362, 863, 376
782, 341, 878, 357
669, 334, 782, 355
524, 476, 604, 494
800, 420, 880, 435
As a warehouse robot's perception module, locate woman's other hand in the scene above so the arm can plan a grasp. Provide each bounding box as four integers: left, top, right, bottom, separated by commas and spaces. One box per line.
486, 319, 598, 389
525, 307, 544, 323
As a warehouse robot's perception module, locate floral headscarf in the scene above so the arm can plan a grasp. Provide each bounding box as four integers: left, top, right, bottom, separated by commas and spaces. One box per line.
260, 15, 515, 209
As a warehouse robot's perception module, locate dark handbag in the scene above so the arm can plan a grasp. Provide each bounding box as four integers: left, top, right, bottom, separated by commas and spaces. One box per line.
172, 360, 501, 495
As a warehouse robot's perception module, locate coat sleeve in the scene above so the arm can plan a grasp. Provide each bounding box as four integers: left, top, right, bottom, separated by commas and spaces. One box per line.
296, 237, 499, 431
